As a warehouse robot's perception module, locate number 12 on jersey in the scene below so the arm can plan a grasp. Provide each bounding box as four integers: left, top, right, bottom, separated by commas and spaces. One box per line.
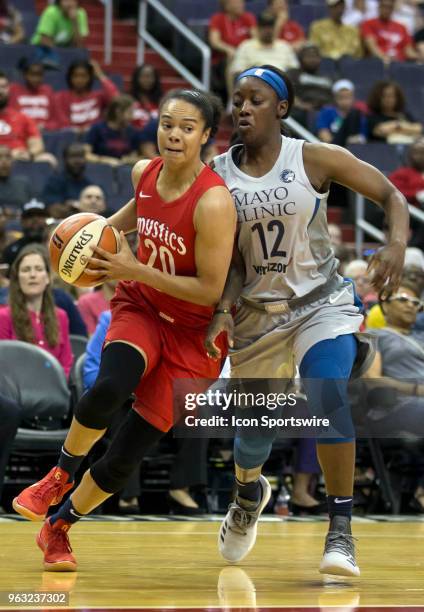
251, 220, 286, 260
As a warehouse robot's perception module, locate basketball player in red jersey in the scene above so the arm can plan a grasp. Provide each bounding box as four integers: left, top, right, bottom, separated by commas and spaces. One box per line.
13, 89, 236, 571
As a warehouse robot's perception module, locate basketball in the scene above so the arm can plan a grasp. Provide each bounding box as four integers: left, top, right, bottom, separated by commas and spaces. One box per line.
49, 212, 121, 288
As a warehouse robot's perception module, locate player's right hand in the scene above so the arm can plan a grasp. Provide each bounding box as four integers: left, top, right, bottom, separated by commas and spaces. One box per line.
205, 313, 234, 360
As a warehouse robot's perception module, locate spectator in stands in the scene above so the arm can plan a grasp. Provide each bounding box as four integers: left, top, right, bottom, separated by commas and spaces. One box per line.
344, 259, 378, 312
0, 145, 35, 218
316, 79, 367, 144
85, 95, 143, 166
266, 0, 305, 50
55, 60, 119, 132
0, 222, 88, 335
31, 0, 88, 50
0, 0, 24, 44
230, 13, 298, 84
0, 72, 56, 166
208, 0, 256, 102
41, 143, 91, 219
361, 0, 418, 62
77, 281, 116, 336
309, 0, 363, 60
364, 281, 424, 510
415, 27, 424, 63
367, 260, 424, 328
2, 199, 49, 267
343, 0, 378, 27
130, 64, 162, 130
76, 185, 107, 216
287, 44, 333, 127
9, 57, 57, 131
367, 80, 423, 143
389, 138, 424, 208
0, 243, 73, 378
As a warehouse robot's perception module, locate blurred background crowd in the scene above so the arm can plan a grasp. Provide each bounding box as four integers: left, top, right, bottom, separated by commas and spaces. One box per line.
0, 0, 423, 519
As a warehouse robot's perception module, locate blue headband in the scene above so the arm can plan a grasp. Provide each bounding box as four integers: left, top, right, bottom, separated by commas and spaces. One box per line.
235, 67, 289, 101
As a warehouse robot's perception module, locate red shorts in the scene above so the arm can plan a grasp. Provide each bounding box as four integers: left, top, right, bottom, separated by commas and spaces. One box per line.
105, 281, 227, 432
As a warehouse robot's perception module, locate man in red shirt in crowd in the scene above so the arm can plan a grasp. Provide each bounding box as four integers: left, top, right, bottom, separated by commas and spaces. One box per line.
208, 0, 256, 101
389, 138, 424, 207
0, 71, 56, 166
361, 0, 418, 62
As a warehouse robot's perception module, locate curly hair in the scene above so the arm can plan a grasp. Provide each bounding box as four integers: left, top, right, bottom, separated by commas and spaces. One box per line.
367, 80, 406, 115
9, 244, 59, 347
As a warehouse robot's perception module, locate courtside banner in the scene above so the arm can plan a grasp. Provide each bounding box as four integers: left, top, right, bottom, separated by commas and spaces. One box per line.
172, 377, 424, 439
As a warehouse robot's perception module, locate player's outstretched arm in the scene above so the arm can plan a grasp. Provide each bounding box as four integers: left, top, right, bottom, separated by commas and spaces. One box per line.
107, 159, 151, 233
88, 185, 237, 306
305, 143, 409, 297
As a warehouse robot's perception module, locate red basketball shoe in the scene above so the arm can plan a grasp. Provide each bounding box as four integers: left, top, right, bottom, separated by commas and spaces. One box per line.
37, 518, 77, 572
12, 467, 74, 521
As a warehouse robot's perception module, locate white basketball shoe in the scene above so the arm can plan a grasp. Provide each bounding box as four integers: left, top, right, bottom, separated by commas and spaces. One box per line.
218, 474, 272, 563
319, 515, 360, 577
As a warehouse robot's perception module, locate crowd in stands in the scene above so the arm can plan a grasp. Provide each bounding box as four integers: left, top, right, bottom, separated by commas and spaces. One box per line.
0, 0, 423, 516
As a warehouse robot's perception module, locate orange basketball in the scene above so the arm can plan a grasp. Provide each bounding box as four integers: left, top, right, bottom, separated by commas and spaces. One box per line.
49, 212, 121, 288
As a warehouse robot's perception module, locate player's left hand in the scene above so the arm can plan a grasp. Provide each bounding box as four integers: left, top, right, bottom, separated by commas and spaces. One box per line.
86, 231, 140, 281
367, 241, 405, 298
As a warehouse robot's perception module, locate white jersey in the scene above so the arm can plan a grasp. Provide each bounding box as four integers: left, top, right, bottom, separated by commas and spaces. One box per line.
213, 135, 339, 302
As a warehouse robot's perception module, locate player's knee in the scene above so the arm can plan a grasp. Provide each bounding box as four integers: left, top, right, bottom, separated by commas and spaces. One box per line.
90, 375, 126, 408
74, 375, 127, 429
91, 454, 137, 494
234, 436, 273, 469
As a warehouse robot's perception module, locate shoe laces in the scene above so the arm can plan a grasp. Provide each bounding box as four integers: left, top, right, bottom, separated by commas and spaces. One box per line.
49, 526, 73, 554
33, 477, 63, 503
228, 502, 256, 536
326, 530, 357, 558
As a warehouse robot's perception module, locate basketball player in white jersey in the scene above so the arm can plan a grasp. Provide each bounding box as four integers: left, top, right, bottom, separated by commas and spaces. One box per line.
206, 65, 409, 577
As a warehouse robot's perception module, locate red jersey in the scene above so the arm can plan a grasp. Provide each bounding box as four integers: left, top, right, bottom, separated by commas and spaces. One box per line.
361, 18, 412, 60
131, 157, 227, 328
278, 20, 305, 45
209, 11, 256, 63
54, 77, 119, 130
0, 106, 39, 150
9, 82, 57, 130
132, 100, 159, 130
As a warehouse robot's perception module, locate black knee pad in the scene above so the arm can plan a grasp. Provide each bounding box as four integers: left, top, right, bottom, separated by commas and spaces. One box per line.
75, 375, 130, 429
74, 343, 146, 430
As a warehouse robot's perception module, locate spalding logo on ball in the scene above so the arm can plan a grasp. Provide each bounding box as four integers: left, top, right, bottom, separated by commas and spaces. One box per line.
49, 212, 121, 288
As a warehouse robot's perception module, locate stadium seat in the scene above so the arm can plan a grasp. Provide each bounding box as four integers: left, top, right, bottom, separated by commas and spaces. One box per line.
11, 161, 54, 197
69, 334, 88, 363
85, 162, 115, 195
338, 57, 385, 88
21, 12, 39, 41
290, 4, 327, 31
0, 340, 71, 437
69, 352, 86, 405
115, 164, 134, 209
347, 143, 401, 174
43, 129, 78, 160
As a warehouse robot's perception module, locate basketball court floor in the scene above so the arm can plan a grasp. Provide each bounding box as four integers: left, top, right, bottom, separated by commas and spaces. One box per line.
1, 515, 424, 611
